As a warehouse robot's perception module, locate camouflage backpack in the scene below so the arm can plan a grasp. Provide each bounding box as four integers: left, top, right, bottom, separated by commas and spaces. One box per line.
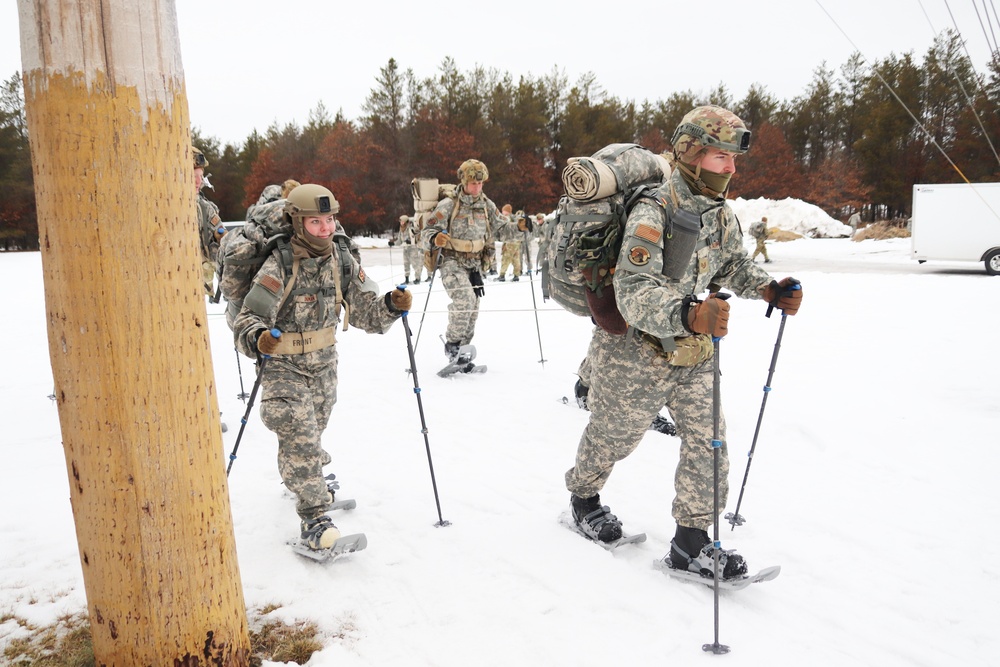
540, 144, 672, 330
216, 199, 354, 331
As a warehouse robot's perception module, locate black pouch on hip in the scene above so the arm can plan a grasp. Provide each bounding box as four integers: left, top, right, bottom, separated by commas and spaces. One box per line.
469, 269, 485, 297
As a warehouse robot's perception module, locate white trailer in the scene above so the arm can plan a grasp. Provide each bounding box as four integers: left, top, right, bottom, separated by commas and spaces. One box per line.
911, 183, 1000, 275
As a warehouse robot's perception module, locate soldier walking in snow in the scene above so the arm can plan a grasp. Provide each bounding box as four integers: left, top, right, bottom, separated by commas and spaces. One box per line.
233, 184, 411, 551
193, 146, 224, 296
563, 106, 803, 580
749, 216, 771, 263
420, 159, 528, 365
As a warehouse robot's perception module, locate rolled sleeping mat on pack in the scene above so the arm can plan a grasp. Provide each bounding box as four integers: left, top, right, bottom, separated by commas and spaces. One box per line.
562, 157, 618, 201
563, 143, 673, 202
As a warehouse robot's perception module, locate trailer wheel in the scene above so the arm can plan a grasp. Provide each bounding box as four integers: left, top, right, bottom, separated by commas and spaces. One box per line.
987, 250, 1000, 276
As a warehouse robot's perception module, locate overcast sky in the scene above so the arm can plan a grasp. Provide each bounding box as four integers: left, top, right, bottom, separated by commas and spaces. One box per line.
3, 1, 998, 146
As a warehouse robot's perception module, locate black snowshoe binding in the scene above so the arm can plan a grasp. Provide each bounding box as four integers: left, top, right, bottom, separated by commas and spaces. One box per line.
574, 379, 589, 410
668, 526, 748, 580
649, 414, 677, 436
570, 494, 623, 543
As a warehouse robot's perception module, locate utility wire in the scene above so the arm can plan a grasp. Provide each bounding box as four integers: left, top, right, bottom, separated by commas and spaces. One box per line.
930, 0, 1000, 166
815, 0, 972, 182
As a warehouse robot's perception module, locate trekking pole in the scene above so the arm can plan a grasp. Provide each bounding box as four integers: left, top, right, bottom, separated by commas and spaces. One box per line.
703, 331, 730, 656
725, 280, 800, 530
234, 347, 250, 402
413, 247, 443, 354
398, 286, 451, 527
526, 268, 547, 366
226, 329, 279, 476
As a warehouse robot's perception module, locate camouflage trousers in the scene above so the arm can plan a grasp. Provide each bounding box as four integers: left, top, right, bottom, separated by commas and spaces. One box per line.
439, 255, 482, 345
565, 327, 728, 531
751, 238, 769, 261
202, 261, 216, 296
403, 243, 425, 281
259, 353, 338, 521
500, 242, 522, 277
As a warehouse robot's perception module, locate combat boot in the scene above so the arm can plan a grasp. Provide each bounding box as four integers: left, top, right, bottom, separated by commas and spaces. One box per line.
300, 515, 341, 551
668, 525, 748, 580
570, 493, 623, 543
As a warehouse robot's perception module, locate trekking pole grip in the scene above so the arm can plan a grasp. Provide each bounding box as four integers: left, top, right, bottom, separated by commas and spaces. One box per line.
765, 280, 801, 318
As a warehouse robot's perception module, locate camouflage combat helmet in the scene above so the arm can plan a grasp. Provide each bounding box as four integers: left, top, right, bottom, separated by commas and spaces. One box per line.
283, 184, 340, 221
192, 145, 208, 170
457, 159, 489, 185
671, 106, 751, 164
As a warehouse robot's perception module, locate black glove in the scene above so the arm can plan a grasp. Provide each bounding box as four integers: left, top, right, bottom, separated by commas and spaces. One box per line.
469, 269, 485, 297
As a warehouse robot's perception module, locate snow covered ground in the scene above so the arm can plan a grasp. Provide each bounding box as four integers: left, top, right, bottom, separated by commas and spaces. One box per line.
2, 230, 998, 666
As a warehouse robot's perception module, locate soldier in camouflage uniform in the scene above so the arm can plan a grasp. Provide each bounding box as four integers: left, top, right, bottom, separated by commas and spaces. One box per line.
398, 214, 426, 284
749, 216, 771, 263
564, 106, 803, 579
193, 146, 224, 296
523, 213, 545, 275
421, 159, 528, 361
498, 207, 524, 281
233, 184, 412, 551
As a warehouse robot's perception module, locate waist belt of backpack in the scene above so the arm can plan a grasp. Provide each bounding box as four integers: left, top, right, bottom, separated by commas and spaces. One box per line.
444, 237, 486, 253
269, 327, 336, 355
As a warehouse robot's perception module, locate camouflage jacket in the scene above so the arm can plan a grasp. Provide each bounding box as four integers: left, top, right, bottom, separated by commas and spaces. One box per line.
420, 191, 523, 252
397, 219, 417, 245
614, 168, 773, 340
233, 251, 398, 372
197, 193, 221, 262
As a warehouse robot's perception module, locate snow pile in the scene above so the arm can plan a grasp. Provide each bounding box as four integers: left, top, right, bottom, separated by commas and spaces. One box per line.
730, 197, 851, 238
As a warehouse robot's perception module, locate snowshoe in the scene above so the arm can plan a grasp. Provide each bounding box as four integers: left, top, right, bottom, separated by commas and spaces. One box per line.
438, 344, 485, 377
667, 526, 748, 580
570, 494, 623, 544
322, 473, 357, 511
289, 532, 368, 563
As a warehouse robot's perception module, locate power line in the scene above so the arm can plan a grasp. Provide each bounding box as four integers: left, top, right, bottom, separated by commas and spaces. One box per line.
932, 0, 1000, 166
814, 0, 972, 182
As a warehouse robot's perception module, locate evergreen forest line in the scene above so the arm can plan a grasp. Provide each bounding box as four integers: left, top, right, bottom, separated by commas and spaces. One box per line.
2, 31, 998, 249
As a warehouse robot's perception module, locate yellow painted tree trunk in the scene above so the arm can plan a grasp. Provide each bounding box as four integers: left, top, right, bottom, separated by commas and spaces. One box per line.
17, 1, 250, 664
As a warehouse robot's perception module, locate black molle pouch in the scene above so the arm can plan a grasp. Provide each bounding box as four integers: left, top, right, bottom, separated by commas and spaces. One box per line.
662, 207, 701, 279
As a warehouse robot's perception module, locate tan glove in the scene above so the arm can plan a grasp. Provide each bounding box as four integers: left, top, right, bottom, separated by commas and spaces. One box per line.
686, 294, 730, 337
762, 277, 802, 316
433, 232, 451, 248
257, 329, 281, 355
387, 288, 412, 312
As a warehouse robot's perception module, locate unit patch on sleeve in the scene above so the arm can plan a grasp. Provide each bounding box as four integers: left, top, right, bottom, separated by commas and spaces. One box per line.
628, 245, 651, 266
